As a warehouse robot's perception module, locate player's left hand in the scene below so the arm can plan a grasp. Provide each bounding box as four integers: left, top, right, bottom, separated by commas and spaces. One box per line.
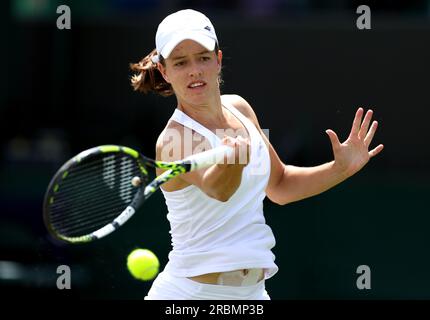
325, 107, 384, 177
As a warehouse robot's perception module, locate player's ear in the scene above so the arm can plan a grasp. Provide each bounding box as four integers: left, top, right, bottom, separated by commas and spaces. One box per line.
216, 49, 223, 71
157, 62, 171, 83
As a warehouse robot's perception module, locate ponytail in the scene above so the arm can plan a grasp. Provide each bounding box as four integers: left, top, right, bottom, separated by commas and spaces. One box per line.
129, 49, 174, 97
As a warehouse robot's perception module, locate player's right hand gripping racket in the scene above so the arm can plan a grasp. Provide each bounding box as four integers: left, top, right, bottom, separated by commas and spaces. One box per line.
43, 145, 233, 244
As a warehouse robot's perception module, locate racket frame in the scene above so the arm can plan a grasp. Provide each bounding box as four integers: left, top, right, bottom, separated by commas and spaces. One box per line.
43, 144, 231, 243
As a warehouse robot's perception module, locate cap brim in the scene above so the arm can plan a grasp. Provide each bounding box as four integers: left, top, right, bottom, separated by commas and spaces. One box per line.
160, 33, 216, 59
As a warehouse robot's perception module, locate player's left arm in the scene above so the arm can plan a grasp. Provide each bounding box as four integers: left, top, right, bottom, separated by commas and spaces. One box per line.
226, 94, 384, 206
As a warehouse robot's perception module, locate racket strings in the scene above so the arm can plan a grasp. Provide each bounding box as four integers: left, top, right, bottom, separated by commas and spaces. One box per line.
55, 155, 136, 192
62, 154, 119, 176
50, 193, 131, 225
49, 182, 134, 213
50, 198, 130, 237
53, 155, 137, 207
50, 163, 138, 208
52, 204, 126, 235
49, 186, 134, 223
49, 188, 136, 224
48, 153, 144, 237
50, 187, 135, 236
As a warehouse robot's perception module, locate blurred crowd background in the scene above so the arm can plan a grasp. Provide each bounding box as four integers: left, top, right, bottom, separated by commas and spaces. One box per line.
2, 0, 430, 299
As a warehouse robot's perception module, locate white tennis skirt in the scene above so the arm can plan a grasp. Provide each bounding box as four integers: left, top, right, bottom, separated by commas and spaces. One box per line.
144, 270, 271, 300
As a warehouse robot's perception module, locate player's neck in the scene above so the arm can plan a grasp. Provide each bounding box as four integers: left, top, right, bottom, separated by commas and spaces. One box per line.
177, 94, 226, 127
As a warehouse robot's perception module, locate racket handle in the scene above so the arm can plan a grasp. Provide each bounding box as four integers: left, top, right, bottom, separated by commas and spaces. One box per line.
186, 145, 235, 171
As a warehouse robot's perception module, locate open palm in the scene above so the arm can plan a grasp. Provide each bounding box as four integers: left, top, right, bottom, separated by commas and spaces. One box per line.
326, 108, 384, 177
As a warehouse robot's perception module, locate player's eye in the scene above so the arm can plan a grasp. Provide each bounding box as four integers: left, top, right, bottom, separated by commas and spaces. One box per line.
174, 61, 185, 67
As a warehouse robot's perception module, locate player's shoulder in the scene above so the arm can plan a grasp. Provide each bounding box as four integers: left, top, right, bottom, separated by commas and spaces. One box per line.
155, 120, 182, 159
221, 94, 260, 126
156, 116, 208, 161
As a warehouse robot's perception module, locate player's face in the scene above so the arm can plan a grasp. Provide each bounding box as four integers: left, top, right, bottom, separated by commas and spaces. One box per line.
159, 40, 222, 105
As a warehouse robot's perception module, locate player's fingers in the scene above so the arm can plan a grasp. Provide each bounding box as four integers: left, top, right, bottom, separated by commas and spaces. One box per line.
221, 136, 236, 165
349, 107, 364, 138
234, 135, 248, 144
233, 135, 251, 151
221, 135, 235, 147
364, 121, 378, 147
234, 135, 250, 165
325, 129, 341, 151
369, 144, 384, 158
358, 109, 373, 140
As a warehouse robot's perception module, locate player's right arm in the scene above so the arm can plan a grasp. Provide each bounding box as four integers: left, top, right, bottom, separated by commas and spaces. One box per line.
155, 121, 249, 202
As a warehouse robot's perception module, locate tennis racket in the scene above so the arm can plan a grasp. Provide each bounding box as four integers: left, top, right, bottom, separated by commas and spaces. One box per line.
43, 144, 233, 244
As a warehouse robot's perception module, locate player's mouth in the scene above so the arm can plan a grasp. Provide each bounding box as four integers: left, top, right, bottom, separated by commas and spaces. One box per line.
187, 81, 207, 90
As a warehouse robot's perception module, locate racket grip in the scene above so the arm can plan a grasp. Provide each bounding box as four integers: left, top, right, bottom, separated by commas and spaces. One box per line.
186, 145, 234, 171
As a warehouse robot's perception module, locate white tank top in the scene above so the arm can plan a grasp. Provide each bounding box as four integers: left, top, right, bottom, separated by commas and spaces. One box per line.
161, 97, 278, 279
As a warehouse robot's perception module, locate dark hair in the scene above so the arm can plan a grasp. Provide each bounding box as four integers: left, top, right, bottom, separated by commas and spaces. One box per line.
129, 49, 172, 97
130, 44, 221, 97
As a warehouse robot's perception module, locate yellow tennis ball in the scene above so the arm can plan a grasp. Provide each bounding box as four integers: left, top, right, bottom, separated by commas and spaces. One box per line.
127, 249, 160, 281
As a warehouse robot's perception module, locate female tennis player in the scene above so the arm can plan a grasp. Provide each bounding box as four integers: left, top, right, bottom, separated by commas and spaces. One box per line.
130, 9, 384, 300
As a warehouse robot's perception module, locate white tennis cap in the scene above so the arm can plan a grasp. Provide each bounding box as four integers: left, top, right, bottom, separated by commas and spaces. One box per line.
152, 9, 218, 63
